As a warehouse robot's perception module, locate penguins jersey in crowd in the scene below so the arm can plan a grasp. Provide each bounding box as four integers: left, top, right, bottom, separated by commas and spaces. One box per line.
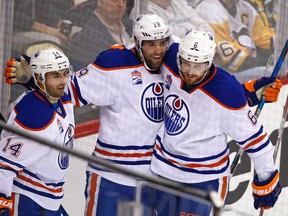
70, 44, 164, 186
0, 90, 74, 211
195, 0, 275, 72
150, 43, 275, 184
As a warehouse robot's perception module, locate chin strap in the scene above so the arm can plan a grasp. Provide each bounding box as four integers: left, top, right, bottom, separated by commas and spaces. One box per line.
36, 81, 60, 101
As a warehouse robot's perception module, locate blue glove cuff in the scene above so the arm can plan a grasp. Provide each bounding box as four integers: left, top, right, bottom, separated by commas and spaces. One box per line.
243, 84, 259, 107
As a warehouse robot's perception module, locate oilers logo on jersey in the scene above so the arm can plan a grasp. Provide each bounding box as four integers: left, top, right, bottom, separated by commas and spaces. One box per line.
58, 124, 74, 170
141, 82, 164, 123
164, 94, 189, 135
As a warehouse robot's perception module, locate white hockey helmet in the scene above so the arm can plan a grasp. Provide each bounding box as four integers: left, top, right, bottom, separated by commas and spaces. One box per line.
133, 12, 171, 69
30, 47, 70, 82
177, 29, 216, 68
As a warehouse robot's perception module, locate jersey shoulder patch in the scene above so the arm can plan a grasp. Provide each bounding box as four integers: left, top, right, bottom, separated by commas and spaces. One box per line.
14, 91, 56, 130
202, 68, 247, 109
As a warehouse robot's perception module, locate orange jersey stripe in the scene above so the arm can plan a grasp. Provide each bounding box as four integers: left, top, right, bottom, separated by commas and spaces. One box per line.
86, 173, 98, 216
18, 175, 63, 193
156, 144, 228, 168
244, 133, 267, 150
95, 148, 153, 158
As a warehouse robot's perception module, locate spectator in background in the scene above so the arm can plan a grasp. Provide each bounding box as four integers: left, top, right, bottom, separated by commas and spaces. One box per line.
10, 0, 75, 104
130, 0, 213, 39
195, 0, 275, 82
12, 0, 74, 55
67, 0, 133, 71
247, 0, 277, 28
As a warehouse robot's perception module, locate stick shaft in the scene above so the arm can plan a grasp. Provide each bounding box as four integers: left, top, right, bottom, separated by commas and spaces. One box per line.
0, 120, 223, 214
230, 39, 288, 176
255, 39, 288, 117
259, 96, 288, 216
273, 94, 288, 162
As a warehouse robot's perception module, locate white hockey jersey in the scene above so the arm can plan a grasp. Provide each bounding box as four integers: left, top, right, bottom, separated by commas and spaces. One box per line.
0, 91, 75, 210
69, 45, 164, 186
150, 43, 275, 183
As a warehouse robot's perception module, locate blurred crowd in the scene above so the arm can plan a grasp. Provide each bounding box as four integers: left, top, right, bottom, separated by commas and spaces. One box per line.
10, 0, 278, 120
12, 0, 277, 71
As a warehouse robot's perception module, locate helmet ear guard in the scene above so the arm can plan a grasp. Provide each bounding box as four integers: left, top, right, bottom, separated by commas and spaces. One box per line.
177, 30, 216, 68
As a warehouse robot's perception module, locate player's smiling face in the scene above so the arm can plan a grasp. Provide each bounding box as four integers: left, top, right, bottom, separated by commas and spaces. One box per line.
141, 38, 169, 70
44, 69, 69, 102
180, 59, 208, 85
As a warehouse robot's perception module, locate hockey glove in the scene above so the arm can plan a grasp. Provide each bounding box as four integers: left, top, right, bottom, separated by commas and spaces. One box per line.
5, 54, 31, 84
243, 77, 282, 107
0, 194, 13, 215
252, 169, 282, 210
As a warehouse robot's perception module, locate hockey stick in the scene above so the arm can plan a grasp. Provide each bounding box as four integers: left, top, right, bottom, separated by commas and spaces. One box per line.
0, 113, 6, 135
259, 94, 288, 216
230, 39, 288, 175
0, 113, 5, 122
60, 205, 69, 216
255, 39, 288, 117
272, 94, 288, 162
0, 120, 223, 216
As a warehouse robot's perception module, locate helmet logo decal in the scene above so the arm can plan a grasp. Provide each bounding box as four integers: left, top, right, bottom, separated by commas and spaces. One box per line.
34, 51, 41, 58
191, 42, 199, 51
141, 82, 164, 123
142, 32, 151, 37
164, 95, 189, 135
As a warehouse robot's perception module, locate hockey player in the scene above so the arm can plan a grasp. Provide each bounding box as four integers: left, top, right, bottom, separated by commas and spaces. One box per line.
150, 29, 282, 215
4, 13, 282, 216
0, 48, 75, 215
